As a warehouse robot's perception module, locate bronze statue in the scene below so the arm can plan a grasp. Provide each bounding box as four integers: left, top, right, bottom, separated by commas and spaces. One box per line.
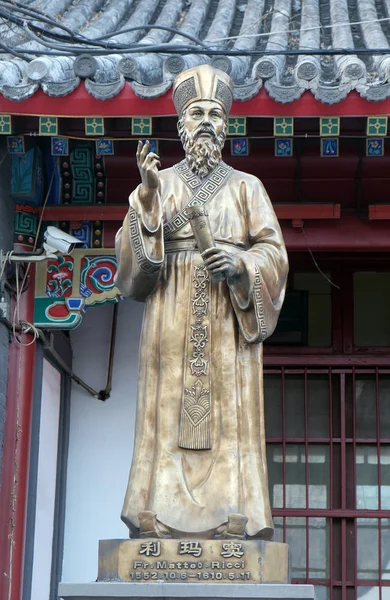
115, 65, 288, 541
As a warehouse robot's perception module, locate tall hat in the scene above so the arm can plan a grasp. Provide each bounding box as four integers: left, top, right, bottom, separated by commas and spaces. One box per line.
173, 65, 233, 116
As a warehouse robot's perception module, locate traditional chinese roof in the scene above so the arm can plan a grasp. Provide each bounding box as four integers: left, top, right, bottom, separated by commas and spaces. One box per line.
1, 0, 390, 104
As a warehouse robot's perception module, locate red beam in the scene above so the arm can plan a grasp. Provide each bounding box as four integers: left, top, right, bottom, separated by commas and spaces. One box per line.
272, 509, 390, 518
1, 85, 390, 117
0, 270, 36, 600
369, 205, 390, 220
42, 203, 341, 222
40, 210, 390, 251
264, 354, 390, 366
42, 205, 127, 222
283, 214, 390, 251
276, 204, 340, 219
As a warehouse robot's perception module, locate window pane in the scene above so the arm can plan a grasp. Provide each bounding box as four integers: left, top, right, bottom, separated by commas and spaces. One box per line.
309, 517, 329, 578
382, 519, 390, 581
286, 517, 306, 579
380, 377, 390, 439
381, 447, 390, 510
356, 446, 379, 510
313, 586, 329, 600
267, 444, 307, 509
294, 272, 332, 347
264, 375, 282, 438
273, 516, 284, 543
285, 445, 306, 508
356, 376, 377, 439
267, 444, 329, 509
308, 375, 330, 438
356, 375, 390, 440
357, 518, 379, 580
308, 445, 330, 509
354, 273, 390, 346
357, 588, 379, 600
267, 444, 284, 509
285, 376, 305, 438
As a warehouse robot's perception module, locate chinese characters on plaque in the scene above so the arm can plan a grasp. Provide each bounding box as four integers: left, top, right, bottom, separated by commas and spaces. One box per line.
138, 541, 244, 559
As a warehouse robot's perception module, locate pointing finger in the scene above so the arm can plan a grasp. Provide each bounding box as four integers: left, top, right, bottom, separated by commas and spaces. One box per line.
140, 140, 150, 162
136, 140, 142, 162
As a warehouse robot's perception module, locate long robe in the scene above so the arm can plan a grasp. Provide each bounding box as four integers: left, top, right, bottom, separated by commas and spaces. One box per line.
115, 161, 288, 538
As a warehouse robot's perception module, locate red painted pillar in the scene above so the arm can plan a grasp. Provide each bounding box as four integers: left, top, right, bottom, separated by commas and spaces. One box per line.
0, 266, 36, 600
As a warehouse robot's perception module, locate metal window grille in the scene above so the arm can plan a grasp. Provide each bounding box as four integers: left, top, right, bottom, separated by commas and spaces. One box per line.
264, 368, 390, 600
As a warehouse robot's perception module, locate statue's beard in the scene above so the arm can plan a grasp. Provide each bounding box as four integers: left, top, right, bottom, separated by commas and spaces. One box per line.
178, 120, 226, 179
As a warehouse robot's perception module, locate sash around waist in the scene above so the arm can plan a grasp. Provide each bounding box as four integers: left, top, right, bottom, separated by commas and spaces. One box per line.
164, 239, 246, 254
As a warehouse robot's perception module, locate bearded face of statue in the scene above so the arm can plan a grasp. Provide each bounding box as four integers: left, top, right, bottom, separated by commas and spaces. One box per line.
177, 100, 227, 179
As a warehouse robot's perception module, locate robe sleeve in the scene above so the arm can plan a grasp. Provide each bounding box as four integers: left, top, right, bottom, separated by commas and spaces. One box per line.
114, 184, 164, 301
227, 178, 289, 343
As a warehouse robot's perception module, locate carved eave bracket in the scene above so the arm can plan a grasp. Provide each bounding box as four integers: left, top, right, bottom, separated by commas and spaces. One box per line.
34, 248, 120, 330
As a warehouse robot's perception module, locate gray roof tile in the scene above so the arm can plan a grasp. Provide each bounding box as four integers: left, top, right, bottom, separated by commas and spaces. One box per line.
0, 0, 389, 103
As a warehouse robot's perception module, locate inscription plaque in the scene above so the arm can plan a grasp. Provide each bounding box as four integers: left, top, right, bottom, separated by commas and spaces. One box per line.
98, 539, 289, 584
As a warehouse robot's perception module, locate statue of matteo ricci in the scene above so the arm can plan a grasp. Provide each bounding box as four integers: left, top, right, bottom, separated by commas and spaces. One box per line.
114, 65, 289, 541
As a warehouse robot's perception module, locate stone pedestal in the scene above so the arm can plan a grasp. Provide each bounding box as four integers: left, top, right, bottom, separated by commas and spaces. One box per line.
97, 538, 289, 584
59, 539, 315, 600
58, 582, 315, 600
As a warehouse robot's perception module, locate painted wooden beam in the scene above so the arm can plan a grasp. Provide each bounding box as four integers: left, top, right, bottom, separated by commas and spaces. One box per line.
283, 214, 390, 251
369, 204, 390, 220
276, 204, 341, 219
41, 203, 341, 222
264, 354, 390, 366
3, 87, 390, 117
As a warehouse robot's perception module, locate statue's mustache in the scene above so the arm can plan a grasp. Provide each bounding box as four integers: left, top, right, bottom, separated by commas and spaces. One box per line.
194, 125, 217, 140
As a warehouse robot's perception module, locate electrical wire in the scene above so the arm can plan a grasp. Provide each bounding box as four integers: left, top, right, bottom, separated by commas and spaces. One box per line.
0, 38, 30, 60
7, 0, 390, 51
94, 25, 210, 48
21, 23, 197, 55
0, 3, 208, 49
0, 250, 12, 283
0, 1, 390, 58
7, 44, 390, 58
0, 1, 80, 37
10, 171, 54, 347
301, 225, 340, 290
208, 15, 390, 45
0, 7, 208, 51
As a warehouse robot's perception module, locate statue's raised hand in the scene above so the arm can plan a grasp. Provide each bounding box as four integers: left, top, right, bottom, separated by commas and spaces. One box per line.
137, 140, 160, 192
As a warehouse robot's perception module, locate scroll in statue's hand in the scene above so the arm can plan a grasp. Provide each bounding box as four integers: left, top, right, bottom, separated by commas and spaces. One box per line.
202, 247, 244, 280
137, 140, 161, 208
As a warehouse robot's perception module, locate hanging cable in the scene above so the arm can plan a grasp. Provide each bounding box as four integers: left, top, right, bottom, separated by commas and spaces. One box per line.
301, 225, 340, 290
0, 1, 80, 37
6, 44, 390, 58
1, 1, 390, 58
9, 172, 54, 347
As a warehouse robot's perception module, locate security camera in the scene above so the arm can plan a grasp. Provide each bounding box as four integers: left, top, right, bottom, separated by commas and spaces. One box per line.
43, 226, 85, 255
0, 226, 85, 269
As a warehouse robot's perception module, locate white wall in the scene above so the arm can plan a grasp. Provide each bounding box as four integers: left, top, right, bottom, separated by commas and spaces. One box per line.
61, 299, 144, 583
31, 360, 61, 600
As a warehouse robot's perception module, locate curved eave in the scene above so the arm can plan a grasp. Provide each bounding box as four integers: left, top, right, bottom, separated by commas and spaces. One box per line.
1, 84, 390, 117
